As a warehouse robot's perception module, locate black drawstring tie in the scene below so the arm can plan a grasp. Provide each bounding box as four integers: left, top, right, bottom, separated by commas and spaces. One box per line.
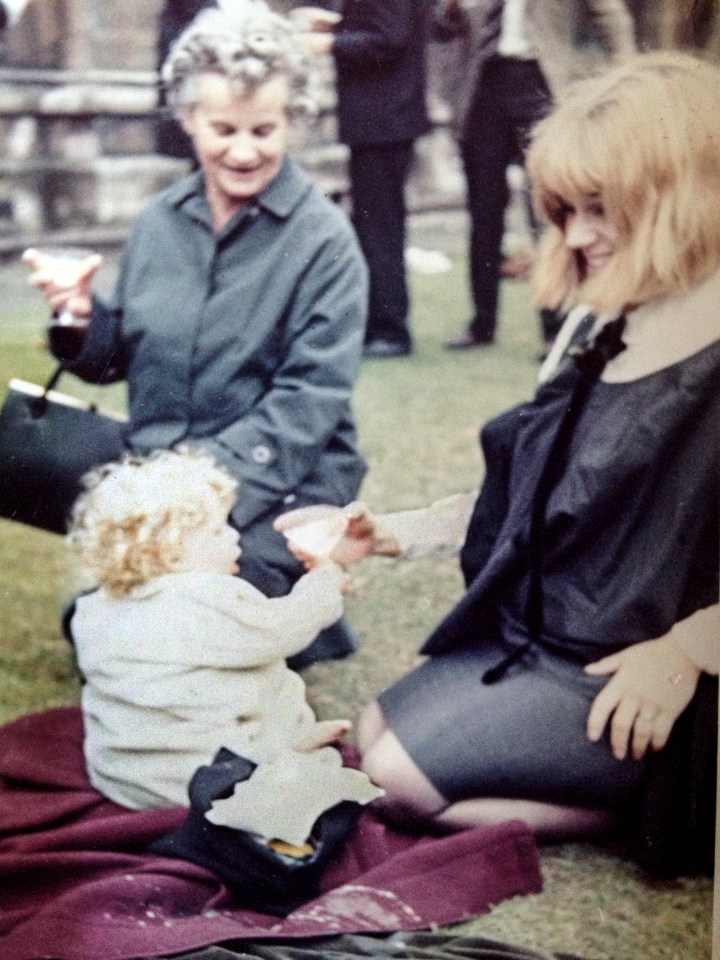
482, 640, 533, 684
482, 315, 627, 684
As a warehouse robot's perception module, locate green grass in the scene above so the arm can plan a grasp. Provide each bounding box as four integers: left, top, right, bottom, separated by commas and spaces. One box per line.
0, 246, 713, 959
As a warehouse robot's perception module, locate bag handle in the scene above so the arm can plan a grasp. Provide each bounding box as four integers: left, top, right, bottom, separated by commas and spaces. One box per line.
29, 362, 68, 419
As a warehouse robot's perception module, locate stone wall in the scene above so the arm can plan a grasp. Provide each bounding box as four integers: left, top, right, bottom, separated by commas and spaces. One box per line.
0, 1, 464, 247
0, 0, 717, 249
3, 0, 163, 70
0, 62, 464, 245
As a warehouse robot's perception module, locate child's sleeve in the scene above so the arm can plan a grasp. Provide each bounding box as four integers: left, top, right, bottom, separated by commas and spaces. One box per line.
184, 564, 346, 663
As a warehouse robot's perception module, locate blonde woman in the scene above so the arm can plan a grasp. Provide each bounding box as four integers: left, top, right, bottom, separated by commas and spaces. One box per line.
277, 52, 719, 868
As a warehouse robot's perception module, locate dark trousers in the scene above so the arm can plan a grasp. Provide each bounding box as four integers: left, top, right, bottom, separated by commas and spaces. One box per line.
462, 57, 553, 341
349, 141, 414, 349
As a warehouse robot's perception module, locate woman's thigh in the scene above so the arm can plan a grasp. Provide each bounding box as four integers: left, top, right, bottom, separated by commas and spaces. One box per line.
377, 645, 647, 807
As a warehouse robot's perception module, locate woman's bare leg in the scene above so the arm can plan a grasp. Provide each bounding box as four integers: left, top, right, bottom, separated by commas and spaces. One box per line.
435, 797, 618, 839
355, 700, 388, 755
358, 700, 618, 839
358, 703, 448, 822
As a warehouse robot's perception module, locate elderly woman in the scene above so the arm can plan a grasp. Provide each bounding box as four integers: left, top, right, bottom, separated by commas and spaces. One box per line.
25, 1, 368, 667
278, 52, 719, 870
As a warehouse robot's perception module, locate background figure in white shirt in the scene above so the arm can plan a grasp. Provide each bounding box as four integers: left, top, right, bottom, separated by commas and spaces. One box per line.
66, 448, 355, 812
435, 0, 636, 352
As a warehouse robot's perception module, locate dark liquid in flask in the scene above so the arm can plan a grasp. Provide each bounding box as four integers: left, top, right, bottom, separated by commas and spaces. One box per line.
48, 322, 87, 360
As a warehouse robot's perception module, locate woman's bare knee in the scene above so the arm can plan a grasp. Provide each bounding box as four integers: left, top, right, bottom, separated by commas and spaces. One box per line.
361, 730, 447, 819
356, 700, 388, 755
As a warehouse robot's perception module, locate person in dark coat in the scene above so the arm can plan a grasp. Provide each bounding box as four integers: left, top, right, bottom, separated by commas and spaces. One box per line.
155, 0, 216, 159
24, 2, 368, 669
300, 1, 431, 357
276, 52, 720, 870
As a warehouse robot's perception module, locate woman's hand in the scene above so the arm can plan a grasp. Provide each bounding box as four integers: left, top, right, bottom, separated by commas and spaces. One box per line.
585, 636, 701, 761
290, 6, 338, 54
22, 248, 102, 320
275, 501, 382, 567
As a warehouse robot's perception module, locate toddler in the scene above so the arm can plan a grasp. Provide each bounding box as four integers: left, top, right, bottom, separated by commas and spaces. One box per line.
67, 448, 372, 821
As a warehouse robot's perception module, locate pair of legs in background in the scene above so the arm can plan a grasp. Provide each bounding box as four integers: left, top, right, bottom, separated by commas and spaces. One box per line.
448, 56, 561, 350
349, 141, 415, 357
357, 640, 644, 838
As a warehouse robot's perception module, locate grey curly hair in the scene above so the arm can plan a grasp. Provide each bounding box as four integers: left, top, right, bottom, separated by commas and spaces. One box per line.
162, 1, 315, 119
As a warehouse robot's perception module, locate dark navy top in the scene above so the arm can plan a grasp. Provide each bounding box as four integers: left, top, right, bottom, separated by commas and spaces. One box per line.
424, 338, 720, 663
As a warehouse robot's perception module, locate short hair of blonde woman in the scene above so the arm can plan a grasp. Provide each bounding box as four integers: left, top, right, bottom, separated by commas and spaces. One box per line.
528, 51, 720, 314
161, 0, 314, 120
68, 448, 237, 597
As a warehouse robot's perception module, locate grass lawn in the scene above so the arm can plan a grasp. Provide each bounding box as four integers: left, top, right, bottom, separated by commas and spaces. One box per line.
0, 231, 713, 959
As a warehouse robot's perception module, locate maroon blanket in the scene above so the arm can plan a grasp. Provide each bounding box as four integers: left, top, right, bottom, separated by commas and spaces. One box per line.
0, 707, 542, 960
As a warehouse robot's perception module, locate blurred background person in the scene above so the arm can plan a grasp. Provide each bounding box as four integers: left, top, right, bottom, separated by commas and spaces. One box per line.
300, 0, 431, 359
436, 0, 636, 353
155, 0, 216, 161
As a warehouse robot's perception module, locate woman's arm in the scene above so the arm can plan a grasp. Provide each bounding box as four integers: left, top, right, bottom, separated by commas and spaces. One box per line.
62, 296, 129, 383
585, 603, 719, 761
275, 491, 477, 565
377, 491, 477, 559
22, 247, 128, 381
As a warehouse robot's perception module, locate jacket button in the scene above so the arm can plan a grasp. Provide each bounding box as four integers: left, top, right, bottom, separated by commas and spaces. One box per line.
251, 444, 273, 465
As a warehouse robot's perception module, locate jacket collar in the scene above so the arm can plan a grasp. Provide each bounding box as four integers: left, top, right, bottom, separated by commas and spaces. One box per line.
163, 155, 312, 232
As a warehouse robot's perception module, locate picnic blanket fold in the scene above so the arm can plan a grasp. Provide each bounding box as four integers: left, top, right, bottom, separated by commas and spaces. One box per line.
0, 707, 543, 960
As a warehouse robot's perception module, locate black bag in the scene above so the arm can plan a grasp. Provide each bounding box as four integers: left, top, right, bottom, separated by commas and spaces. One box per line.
150, 747, 363, 917
0, 363, 127, 534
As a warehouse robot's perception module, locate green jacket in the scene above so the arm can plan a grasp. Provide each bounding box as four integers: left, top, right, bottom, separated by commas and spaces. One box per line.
71, 157, 368, 529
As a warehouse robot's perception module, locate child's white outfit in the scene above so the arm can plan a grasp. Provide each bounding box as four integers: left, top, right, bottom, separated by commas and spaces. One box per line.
72, 564, 347, 810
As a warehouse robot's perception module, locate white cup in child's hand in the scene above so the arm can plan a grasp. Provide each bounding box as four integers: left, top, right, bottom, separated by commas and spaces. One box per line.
282, 514, 348, 560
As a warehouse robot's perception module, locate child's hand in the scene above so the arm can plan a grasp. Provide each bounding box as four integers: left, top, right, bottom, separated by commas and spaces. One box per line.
292, 719, 352, 751
311, 557, 354, 594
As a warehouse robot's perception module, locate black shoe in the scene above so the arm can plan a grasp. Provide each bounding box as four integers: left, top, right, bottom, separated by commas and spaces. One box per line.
287, 617, 358, 670
444, 330, 495, 350
363, 339, 412, 358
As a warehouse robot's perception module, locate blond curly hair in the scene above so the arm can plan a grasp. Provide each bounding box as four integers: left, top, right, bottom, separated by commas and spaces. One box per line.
162, 0, 315, 120
527, 51, 720, 314
68, 448, 237, 597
